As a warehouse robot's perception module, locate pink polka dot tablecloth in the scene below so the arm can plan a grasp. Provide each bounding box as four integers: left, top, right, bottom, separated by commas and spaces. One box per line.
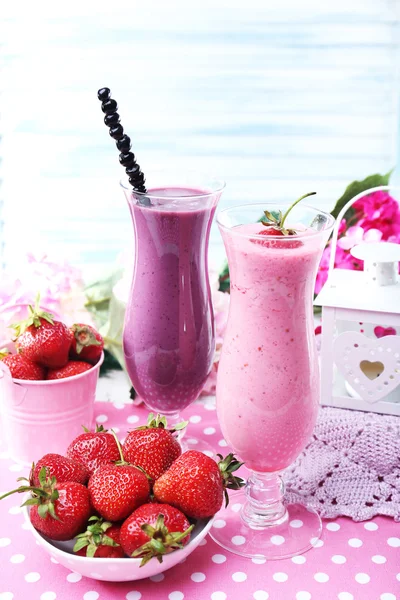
1, 398, 399, 600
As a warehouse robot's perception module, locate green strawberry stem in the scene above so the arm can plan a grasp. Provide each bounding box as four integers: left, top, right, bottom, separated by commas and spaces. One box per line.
217, 453, 246, 508
109, 429, 128, 465
261, 191, 317, 236
10, 293, 54, 338
280, 191, 317, 229
0, 466, 60, 520
134, 412, 188, 433
132, 513, 194, 567
73, 516, 120, 557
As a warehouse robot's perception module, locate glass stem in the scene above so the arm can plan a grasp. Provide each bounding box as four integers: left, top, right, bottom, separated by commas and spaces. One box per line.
161, 411, 186, 443
241, 471, 288, 529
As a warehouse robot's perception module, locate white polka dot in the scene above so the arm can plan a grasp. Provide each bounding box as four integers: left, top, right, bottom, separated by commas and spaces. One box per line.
203, 450, 214, 458
232, 572, 247, 582
364, 522, 378, 531
273, 572, 288, 582
0, 594, 14, 600
338, 594, 354, 600
218, 439, 228, 447
314, 572, 329, 583
187, 438, 198, 445
252, 557, 266, 564
204, 401, 216, 410
372, 555, 387, 564
290, 520, 303, 528
213, 519, 226, 529
8, 463, 24, 472
66, 572, 81, 583
95, 414, 108, 423
112, 427, 120, 433
381, 594, 396, 600
232, 535, 246, 545
127, 414, 139, 424
189, 415, 202, 423
83, 593, 99, 600
8, 505, 21, 515
387, 537, 400, 547
231, 503, 242, 513
126, 593, 141, 600
212, 554, 227, 564
397, 573, 400, 582
348, 538, 363, 548
168, 593, 184, 600
296, 593, 311, 600
25, 572, 41, 583
21, 522, 30, 530
332, 555, 346, 564
292, 555, 307, 564
191, 572, 206, 582
50, 557, 58, 564
326, 522, 340, 531
211, 593, 227, 600
270, 535, 285, 545
310, 537, 324, 547
254, 592, 269, 600
203, 427, 216, 435
150, 573, 165, 582
355, 573, 370, 584
199, 538, 207, 546
40, 593, 56, 600
10, 554, 25, 563
113, 402, 125, 410
0, 538, 11, 547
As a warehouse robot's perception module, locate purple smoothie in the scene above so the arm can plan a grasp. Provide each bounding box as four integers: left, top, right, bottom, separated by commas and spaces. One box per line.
123, 187, 219, 414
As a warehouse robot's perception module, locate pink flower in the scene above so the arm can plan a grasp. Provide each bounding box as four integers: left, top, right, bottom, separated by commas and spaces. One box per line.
338, 225, 382, 250
353, 191, 400, 242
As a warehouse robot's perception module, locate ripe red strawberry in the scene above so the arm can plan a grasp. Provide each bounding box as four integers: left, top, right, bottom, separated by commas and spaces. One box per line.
153, 451, 245, 519
30, 453, 89, 487
70, 324, 104, 365
0, 467, 91, 541
13, 297, 72, 368
74, 516, 124, 558
0, 352, 46, 380
47, 360, 92, 380
254, 228, 302, 249
66, 425, 120, 476
120, 503, 192, 565
122, 413, 182, 481
88, 463, 150, 522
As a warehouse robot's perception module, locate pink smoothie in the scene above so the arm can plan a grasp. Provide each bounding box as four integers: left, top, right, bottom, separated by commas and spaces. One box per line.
216, 223, 321, 472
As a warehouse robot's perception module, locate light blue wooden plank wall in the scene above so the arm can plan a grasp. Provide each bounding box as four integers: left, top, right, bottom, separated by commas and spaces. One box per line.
1, 0, 400, 278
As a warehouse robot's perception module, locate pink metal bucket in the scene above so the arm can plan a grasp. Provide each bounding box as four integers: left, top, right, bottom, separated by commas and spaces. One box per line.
0, 353, 104, 465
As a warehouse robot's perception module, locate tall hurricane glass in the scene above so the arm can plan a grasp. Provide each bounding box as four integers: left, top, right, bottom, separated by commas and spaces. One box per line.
121, 172, 225, 448
210, 202, 334, 559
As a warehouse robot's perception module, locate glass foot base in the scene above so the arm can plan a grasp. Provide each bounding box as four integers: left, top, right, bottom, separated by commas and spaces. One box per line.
209, 490, 322, 559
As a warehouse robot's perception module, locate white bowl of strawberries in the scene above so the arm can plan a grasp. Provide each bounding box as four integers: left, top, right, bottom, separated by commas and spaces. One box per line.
2, 414, 243, 582
0, 297, 105, 464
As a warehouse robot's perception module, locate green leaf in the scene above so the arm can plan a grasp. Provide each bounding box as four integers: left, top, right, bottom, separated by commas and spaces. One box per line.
38, 503, 49, 519
218, 261, 230, 293
330, 170, 392, 219
73, 537, 89, 553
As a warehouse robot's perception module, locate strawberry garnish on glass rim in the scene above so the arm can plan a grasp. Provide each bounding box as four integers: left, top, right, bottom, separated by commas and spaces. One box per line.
256, 191, 317, 240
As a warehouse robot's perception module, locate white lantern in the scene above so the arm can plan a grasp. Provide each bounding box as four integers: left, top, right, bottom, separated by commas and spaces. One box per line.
315, 186, 400, 416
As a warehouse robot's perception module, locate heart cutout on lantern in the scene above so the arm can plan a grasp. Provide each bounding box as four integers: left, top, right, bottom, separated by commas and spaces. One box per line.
359, 360, 384, 380
334, 332, 400, 403
374, 326, 397, 339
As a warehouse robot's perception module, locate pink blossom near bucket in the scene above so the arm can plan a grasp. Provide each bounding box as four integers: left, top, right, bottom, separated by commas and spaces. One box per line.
0, 353, 104, 465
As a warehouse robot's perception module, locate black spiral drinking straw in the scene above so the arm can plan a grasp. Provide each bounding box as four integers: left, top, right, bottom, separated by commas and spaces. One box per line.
97, 87, 147, 195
